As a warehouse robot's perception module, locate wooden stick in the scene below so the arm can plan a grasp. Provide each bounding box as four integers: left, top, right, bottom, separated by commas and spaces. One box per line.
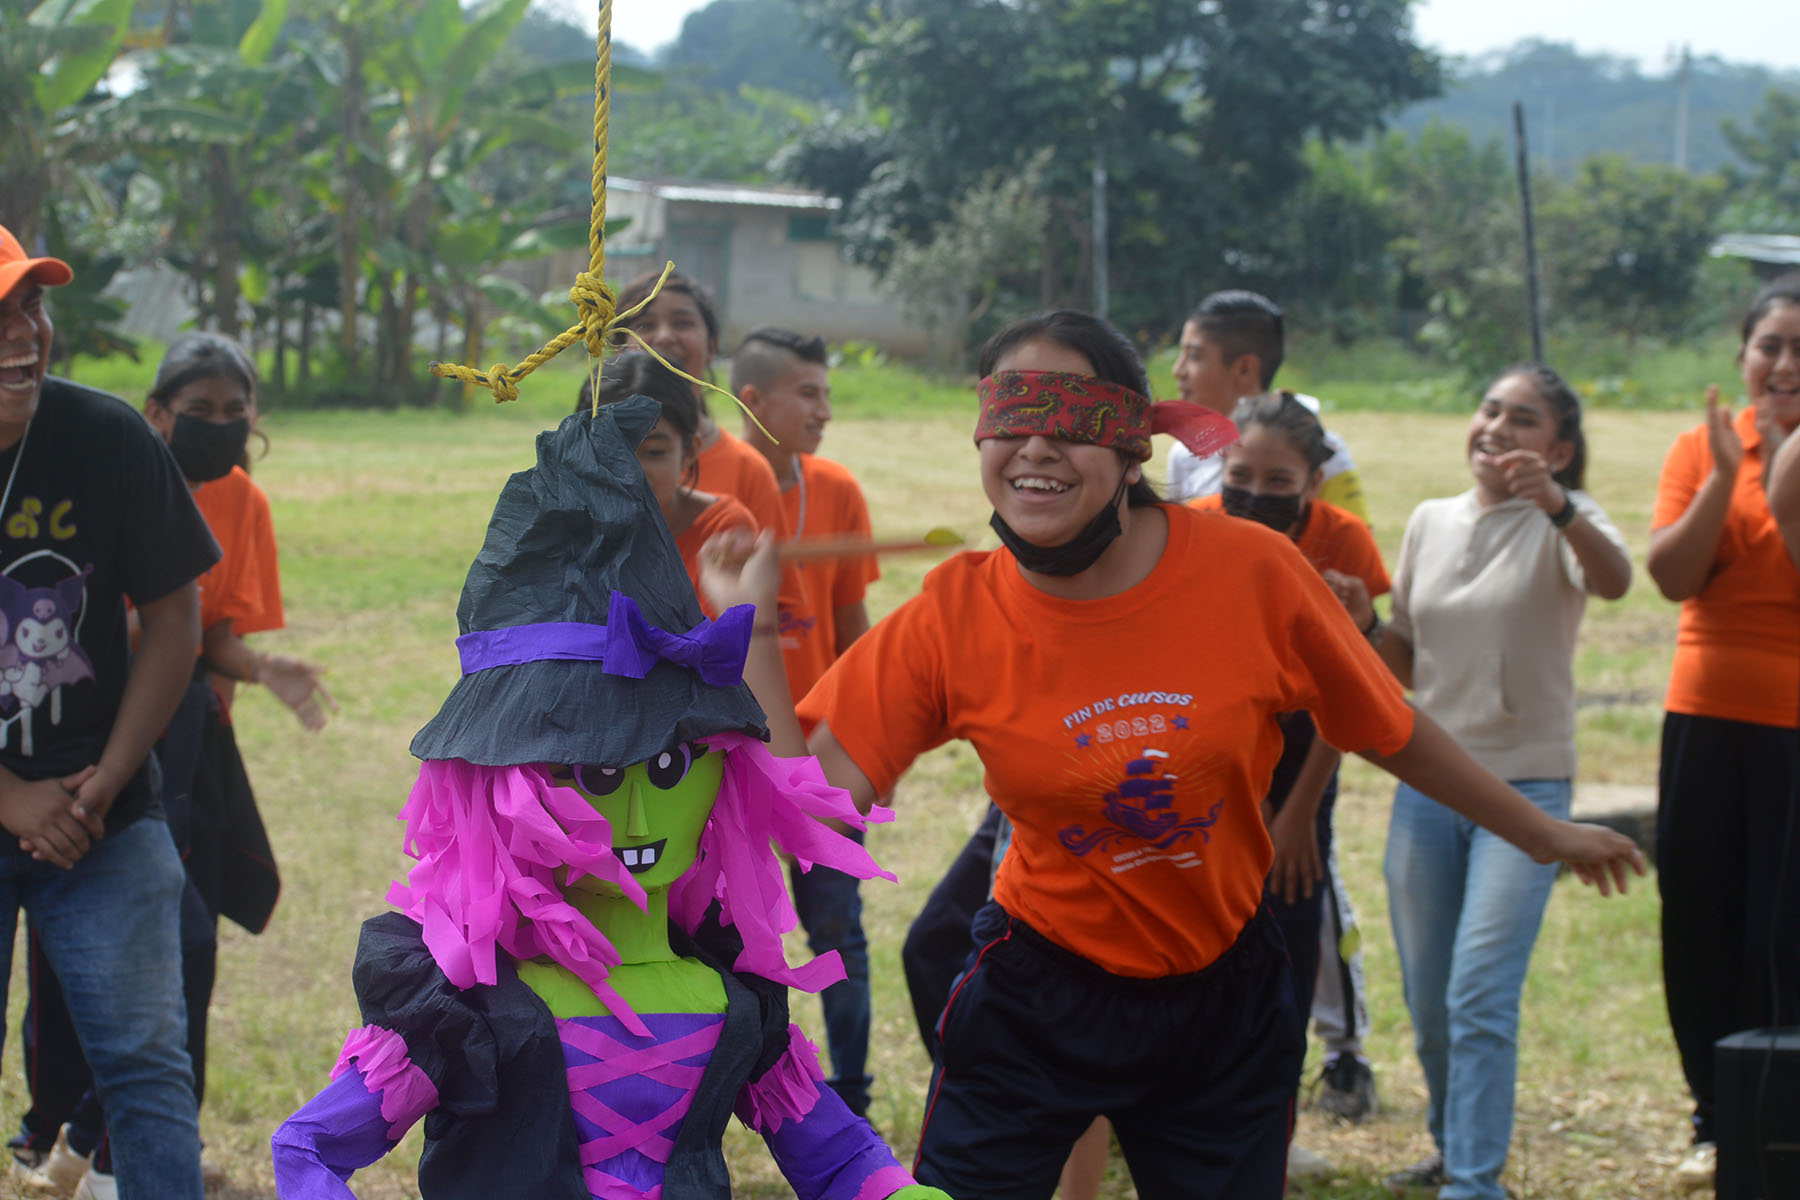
778, 529, 964, 564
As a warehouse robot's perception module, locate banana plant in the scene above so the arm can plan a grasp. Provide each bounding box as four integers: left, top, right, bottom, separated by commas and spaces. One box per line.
1, 0, 138, 241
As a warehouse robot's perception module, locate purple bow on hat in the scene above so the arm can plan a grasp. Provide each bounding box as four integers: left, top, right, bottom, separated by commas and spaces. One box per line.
455, 592, 753, 687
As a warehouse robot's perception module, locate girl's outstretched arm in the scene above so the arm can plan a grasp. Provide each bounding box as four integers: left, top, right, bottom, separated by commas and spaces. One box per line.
203, 619, 337, 731
1359, 707, 1645, 896
700, 531, 879, 815
1769, 424, 1800, 567
702, 529, 805, 757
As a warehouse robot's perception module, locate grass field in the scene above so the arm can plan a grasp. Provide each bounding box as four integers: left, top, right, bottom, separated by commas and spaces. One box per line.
0, 354, 1728, 1198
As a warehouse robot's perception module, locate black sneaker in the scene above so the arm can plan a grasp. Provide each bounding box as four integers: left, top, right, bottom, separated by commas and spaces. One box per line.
1382, 1152, 1445, 1193
1314, 1053, 1380, 1122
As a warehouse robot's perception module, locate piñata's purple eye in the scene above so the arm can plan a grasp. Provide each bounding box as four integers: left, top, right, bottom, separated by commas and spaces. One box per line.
645, 744, 693, 790
574, 764, 624, 796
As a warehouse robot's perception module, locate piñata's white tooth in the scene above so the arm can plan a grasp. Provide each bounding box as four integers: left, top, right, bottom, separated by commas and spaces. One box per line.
641, 846, 656, 865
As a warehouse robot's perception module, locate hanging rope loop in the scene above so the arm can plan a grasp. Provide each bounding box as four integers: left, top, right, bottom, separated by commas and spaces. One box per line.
569, 272, 616, 360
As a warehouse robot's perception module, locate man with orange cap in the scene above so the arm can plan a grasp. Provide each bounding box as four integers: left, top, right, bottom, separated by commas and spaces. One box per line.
0, 224, 216, 1200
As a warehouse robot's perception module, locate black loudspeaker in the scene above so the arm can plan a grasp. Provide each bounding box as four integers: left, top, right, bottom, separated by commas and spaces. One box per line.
1716, 1027, 1800, 1200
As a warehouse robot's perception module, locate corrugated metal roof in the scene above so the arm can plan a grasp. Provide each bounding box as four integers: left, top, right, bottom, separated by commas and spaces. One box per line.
1712, 233, 1800, 265
611, 177, 840, 211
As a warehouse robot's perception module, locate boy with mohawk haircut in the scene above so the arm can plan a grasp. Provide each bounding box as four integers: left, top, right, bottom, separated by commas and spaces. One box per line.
732, 328, 880, 1118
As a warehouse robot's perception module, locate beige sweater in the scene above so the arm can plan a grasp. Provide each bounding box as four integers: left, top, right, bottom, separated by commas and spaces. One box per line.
1387, 490, 1626, 780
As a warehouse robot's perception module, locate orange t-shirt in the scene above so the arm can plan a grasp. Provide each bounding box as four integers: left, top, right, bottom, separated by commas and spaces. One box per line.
780, 455, 880, 700
675, 495, 757, 618
1188, 496, 1391, 596
696, 429, 806, 615
193, 467, 283, 637
798, 504, 1414, 977
1652, 407, 1800, 727
697, 430, 788, 537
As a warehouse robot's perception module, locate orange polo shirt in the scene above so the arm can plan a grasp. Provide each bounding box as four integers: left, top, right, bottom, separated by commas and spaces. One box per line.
779, 455, 879, 700
1188, 496, 1390, 597
799, 504, 1414, 977
696, 429, 806, 617
1653, 407, 1800, 727
675, 495, 757, 619
697, 430, 787, 538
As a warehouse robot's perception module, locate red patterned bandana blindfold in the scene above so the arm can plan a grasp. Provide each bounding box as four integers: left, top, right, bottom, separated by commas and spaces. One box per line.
973, 370, 1238, 460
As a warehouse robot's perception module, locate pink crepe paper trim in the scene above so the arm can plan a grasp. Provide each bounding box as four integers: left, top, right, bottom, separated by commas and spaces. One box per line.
733, 1024, 826, 1135
854, 1165, 919, 1200
330, 1025, 439, 1140
387, 739, 896, 1040
586, 1168, 662, 1200
671, 732, 896, 995
385, 760, 651, 1035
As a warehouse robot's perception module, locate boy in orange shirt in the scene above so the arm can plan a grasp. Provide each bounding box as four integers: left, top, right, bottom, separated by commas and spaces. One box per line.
732, 328, 880, 1118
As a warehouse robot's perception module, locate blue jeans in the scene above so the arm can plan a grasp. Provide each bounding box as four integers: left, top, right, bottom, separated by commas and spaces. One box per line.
0, 817, 201, 1199
1384, 778, 1569, 1200
791, 842, 871, 1117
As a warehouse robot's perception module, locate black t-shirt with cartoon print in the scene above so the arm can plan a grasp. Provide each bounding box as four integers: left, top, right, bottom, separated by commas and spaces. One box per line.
0, 377, 219, 851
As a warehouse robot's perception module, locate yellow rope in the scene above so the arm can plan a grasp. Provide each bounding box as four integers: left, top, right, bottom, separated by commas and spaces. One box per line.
427, 0, 771, 442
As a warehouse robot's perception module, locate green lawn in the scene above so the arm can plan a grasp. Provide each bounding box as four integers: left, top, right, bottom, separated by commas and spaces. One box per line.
0, 358, 1718, 1199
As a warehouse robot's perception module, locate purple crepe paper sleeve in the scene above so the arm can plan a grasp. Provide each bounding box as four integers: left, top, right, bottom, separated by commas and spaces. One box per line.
331, 1026, 439, 1138
271, 1068, 402, 1199
738, 1026, 922, 1200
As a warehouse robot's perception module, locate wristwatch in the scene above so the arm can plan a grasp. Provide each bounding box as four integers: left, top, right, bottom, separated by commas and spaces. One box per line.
1548, 492, 1578, 529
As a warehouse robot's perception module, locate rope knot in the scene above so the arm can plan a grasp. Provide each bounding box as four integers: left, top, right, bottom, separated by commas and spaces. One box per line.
485, 364, 520, 404
570, 272, 617, 359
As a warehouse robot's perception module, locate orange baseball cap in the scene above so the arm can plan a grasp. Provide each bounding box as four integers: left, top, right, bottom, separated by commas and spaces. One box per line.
0, 224, 74, 296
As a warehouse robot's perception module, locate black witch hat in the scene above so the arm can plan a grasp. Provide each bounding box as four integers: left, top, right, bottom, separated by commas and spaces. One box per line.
410, 395, 768, 767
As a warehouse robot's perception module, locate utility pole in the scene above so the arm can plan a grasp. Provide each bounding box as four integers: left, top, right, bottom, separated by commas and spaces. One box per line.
1092, 141, 1110, 320
1513, 102, 1545, 365
1673, 44, 1692, 171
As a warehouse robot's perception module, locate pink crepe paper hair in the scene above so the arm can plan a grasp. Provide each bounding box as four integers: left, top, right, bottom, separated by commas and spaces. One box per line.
388, 759, 648, 1030
387, 738, 894, 1038
672, 731, 895, 993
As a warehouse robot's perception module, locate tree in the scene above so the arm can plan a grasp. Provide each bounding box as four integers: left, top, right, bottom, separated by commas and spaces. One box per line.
663, 0, 847, 103
885, 154, 1050, 368
1538, 154, 1726, 343
790, 0, 1441, 340
1370, 124, 1527, 376
1, 0, 140, 244
1722, 88, 1800, 231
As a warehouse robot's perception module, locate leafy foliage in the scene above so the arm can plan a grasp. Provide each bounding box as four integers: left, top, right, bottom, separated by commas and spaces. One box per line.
1721, 88, 1800, 232
787, 0, 1442, 345
1538, 155, 1727, 343
884, 153, 1050, 367
1397, 41, 1800, 177
663, 0, 848, 103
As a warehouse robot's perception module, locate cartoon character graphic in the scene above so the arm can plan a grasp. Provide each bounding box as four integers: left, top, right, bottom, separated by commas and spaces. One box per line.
0, 567, 94, 753
1059, 747, 1225, 857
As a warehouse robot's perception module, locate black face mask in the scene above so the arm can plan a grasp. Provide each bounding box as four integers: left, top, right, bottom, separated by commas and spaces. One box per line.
168, 414, 251, 483
1220, 484, 1305, 533
990, 470, 1131, 577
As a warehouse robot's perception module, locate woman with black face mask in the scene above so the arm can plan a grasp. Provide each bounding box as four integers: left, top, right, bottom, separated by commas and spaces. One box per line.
8, 333, 334, 1196
1186, 390, 1390, 1168
703, 311, 1645, 1200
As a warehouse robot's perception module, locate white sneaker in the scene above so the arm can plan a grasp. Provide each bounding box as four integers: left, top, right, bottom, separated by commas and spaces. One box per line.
1288, 1142, 1334, 1180
11, 1125, 91, 1197
201, 1151, 227, 1190
72, 1168, 116, 1200
1671, 1141, 1716, 1194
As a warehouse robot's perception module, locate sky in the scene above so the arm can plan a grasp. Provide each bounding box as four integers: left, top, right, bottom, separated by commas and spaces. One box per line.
547, 0, 1798, 72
